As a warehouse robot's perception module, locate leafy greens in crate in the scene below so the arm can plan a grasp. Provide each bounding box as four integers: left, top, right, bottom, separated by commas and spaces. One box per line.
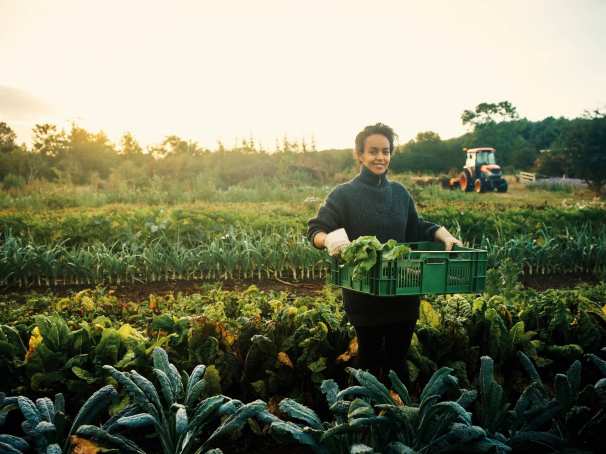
340, 236, 411, 280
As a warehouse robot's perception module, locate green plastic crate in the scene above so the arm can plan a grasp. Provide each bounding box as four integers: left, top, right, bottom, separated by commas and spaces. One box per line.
330, 241, 487, 296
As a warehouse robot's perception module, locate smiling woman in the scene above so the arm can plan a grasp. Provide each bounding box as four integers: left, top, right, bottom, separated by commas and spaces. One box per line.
307, 122, 462, 385
356, 132, 391, 175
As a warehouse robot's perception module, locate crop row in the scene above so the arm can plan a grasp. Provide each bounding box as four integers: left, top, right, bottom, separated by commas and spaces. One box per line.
1, 204, 605, 248
1, 347, 604, 453
2, 283, 605, 400
1, 225, 606, 288
1, 284, 605, 452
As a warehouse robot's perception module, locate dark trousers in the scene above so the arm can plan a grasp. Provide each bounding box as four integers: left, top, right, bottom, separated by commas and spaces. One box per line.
354, 321, 416, 385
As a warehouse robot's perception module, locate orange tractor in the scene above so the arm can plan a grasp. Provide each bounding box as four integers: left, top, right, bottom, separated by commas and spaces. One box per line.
447, 147, 508, 193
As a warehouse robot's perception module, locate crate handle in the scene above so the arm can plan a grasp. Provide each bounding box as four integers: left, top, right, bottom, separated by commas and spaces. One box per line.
424, 257, 447, 264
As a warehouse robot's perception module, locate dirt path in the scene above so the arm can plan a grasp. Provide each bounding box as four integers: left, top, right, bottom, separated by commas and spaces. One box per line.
2, 274, 600, 303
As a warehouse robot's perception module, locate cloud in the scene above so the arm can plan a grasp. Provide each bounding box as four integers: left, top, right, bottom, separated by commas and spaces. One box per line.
0, 85, 55, 122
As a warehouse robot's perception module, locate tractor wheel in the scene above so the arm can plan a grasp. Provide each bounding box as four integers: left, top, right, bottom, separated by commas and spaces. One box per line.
474, 178, 484, 193
497, 180, 508, 193
459, 171, 473, 192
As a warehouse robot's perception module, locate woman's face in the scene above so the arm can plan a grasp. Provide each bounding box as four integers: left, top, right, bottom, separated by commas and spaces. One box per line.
359, 134, 391, 175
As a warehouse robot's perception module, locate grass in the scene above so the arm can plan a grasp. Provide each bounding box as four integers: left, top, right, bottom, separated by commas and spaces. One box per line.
0, 173, 603, 214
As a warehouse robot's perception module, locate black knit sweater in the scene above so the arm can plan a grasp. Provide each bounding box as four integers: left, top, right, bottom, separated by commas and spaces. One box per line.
307, 165, 441, 326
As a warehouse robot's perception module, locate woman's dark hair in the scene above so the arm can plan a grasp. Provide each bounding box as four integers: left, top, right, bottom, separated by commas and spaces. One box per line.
354, 123, 398, 157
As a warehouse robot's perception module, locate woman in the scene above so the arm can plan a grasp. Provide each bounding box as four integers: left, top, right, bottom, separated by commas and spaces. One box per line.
307, 123, 461, 384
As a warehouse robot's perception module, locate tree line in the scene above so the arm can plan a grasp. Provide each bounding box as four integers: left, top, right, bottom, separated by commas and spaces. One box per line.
0, 101, 604, 194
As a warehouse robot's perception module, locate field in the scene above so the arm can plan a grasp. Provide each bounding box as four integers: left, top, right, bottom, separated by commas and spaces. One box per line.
1, 175, 606, 453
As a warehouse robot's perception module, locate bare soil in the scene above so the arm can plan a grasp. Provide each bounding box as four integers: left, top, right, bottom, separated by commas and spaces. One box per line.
2, 274, 600, 303
520, 272, 600, 291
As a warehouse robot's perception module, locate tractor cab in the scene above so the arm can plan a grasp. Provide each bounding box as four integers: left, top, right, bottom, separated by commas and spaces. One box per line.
474, 149, 497, 166
458, 147, 508, 193
465, 147, 498, 168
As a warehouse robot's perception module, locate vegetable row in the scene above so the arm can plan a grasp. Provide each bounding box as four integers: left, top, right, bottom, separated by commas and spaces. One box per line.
2, 224, 605, 287
2, 283, 605, 401
1, 347, 605, 453
2, 204, 605, 248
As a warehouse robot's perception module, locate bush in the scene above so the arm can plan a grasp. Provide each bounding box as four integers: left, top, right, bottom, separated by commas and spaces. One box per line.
1, 173, 26, 190
527, 179, 576, 193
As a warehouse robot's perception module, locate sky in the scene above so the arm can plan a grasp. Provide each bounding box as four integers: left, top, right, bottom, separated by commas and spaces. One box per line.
1, 0, 605, 151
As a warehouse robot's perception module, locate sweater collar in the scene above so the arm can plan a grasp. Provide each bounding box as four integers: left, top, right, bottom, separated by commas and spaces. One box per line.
357, 164, 389, 187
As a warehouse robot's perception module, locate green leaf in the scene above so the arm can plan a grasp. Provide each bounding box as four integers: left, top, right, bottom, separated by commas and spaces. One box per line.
46, 443, 62, 454
95, 328, 122, 365
456, 389, 478, 410
348, 415, 389, 429
554, 373, 572, 409
153, 369, 175, 406
388, 369, 411, 406
152, 348, 183, 399
114, 350, 137, 369
17, 396, 41, 427
321, 379, 340, 407
346, 367, 393, 404
348, 398, 374, 420
74, 425, 146, 454
129, 371, 163, 417
419, 367, 456, 402
0, 434, 29, 452
250, 379, 266, 397
385, 441, 417, 454
350, 444, 374, 453
566, 360, 582, 397
243, 335, 276, 380
278, 398, 323, 430
35, 397, 54, 423
269, 420, 320, 450
202, 400, 269, 450
34, 315, 71, 352
545, 344, 584, 362
72, 367, 97, 384
186, 364, 206, 399
587, 353, 606, 377
308, 357, 327, 374
31, 372, 64, 392
189, 395, 227, 432
341, 236, 384, 280
116, 413, 156, 429
186, 378, 208, 406
424, 422, 486, 453
65, 354, 89, 369
67, 385, 118, 447
151, 314, 175, 332
509, 430, 563, 451
103, 366, 158, 419
383, 244, 411, 261
517, 351, 542, 385
175, 406, 188, 438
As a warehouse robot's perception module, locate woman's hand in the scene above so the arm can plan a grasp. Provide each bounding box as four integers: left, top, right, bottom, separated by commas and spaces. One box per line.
434, 226, 462, 251
316, 228, 351, 256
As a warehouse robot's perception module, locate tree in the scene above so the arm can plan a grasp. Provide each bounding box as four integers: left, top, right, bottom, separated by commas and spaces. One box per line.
56, 124, 118, 183
154, 135, 202, 158
119, 132, 143, 157
0, 122, 17, 153
465, 122, 536, 170
32, 123, 68, 157
461, 101, 519, 130
524, 116, 570, 151
555, 116, 606, 196
390, 131, 459, 173
535, 149, 568, 177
